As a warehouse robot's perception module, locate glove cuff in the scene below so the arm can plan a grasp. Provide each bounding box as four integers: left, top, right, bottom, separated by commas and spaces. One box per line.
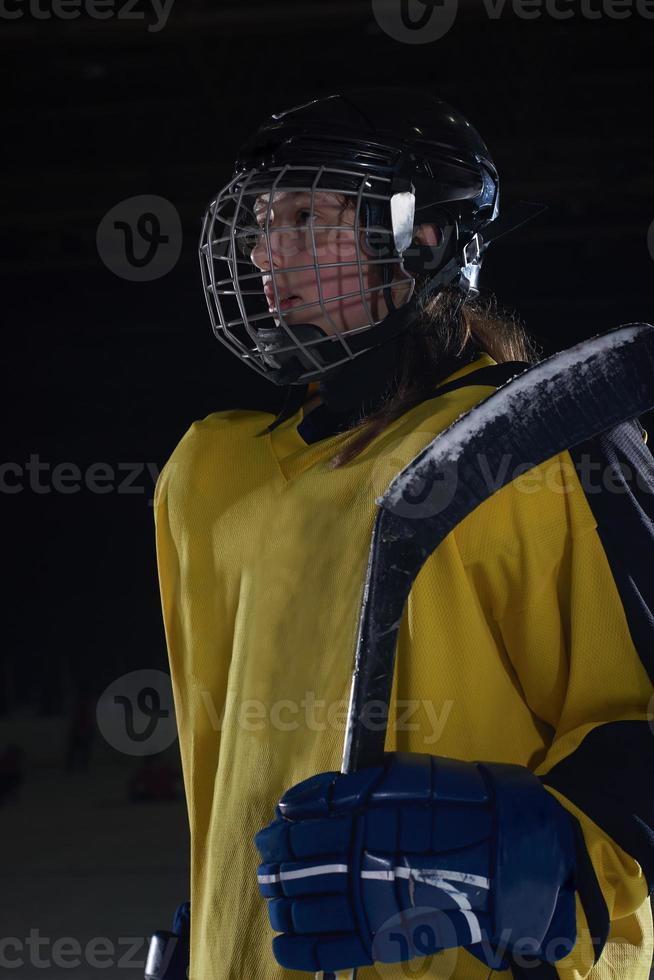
478, 762, 577, 962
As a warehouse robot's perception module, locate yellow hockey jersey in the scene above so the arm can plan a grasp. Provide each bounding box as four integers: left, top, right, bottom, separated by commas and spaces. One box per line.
153, 352, 654, 979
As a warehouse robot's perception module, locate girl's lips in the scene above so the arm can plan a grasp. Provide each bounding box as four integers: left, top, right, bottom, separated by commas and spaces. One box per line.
278, 295, 301, 311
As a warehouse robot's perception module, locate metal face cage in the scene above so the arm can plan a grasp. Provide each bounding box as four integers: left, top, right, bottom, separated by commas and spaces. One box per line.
199, 163, 418, 386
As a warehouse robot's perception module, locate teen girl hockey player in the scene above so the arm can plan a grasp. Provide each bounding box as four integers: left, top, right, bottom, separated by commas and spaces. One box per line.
150, 87, 654, 979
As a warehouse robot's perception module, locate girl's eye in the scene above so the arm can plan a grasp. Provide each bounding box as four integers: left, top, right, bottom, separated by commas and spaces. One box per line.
254, 208, 315, 229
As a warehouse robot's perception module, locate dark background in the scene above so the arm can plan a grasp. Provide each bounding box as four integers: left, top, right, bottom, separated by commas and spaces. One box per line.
3, 0, 654, 711
1, 0, 652, 975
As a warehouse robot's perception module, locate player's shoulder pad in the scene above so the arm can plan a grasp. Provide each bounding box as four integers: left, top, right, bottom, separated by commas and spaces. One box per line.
153, 408, 274, 509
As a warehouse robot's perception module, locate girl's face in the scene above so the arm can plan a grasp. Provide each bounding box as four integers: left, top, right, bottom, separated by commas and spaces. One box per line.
249, 190, 415, 337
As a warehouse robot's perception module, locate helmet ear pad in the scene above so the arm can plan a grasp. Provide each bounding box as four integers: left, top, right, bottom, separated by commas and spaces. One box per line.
356, 199, 456, 293
350, 206, 459, 321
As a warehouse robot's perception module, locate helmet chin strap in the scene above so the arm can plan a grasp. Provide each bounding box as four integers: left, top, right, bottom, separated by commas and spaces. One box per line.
254, 246, 468, 389
255, 289, 424, 388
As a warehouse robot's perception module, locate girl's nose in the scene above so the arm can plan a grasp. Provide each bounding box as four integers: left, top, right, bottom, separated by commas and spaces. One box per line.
252, 226, 302, 271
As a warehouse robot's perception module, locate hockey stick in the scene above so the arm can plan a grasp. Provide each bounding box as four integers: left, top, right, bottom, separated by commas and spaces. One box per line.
318, 322, 654, 980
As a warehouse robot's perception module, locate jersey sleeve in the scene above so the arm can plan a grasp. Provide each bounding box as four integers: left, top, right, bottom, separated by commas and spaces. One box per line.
152, 440, 193, 810
489, 420, 654, 978
152, 419, 234, 837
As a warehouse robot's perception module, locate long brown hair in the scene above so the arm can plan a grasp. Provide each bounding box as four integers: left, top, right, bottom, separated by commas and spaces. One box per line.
325, 285, 541, 469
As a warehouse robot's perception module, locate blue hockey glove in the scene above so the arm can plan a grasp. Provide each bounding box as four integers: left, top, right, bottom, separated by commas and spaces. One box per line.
254, 753, 577, 974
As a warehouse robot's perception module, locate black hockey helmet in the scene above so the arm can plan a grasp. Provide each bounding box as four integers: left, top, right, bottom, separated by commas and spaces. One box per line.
199, 87, 533, 386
